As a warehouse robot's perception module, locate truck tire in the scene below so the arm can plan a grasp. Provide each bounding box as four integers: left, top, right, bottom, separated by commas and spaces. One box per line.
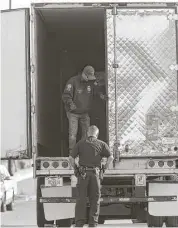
56, 219, 73, 227
166, 216, 178, 227
36, 177, 53, 227
147, 214, 164, 227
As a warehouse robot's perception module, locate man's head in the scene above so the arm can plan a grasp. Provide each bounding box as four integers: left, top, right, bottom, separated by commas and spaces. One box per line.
87, 125, 99, 138
82, 65, 96, 81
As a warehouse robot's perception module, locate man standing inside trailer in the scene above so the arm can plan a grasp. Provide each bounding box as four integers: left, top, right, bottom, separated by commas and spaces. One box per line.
69, 125, 113, 227
62, 65, 97, 154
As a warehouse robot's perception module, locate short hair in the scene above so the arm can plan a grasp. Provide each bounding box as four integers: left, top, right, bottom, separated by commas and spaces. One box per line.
87, 125, 99, 137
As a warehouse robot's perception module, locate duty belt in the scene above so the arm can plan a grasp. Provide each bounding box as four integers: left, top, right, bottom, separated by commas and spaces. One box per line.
74, 165, 101, 178
83, 166, 100, 171
86, 168, 94, 171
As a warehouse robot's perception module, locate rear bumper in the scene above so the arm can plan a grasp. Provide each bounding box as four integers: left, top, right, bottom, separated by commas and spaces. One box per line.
40, 195, 177, 204
36, 168, 178, 176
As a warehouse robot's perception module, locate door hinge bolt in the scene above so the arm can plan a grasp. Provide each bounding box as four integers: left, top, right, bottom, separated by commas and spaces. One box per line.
30, 12, 35, 22
30, 64, 35, 74
31, 105, 36, 114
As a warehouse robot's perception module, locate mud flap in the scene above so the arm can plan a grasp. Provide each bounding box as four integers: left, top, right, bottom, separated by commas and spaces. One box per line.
41, 185, 75, 221
148, 182, 178, 216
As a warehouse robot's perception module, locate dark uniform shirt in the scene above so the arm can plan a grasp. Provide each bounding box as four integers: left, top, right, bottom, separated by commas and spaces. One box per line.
70, 137, 112, 167
62, 74, 96, 114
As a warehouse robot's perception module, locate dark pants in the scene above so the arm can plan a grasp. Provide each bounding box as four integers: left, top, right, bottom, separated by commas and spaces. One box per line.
75, 171, 101, 227
67, 112, 90, 153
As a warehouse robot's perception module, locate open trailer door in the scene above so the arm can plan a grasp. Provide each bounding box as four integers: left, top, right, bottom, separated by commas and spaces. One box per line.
106, 6, 178, 159
1, 9, 32, 159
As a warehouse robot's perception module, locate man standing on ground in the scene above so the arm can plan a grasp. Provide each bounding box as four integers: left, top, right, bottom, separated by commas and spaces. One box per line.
62, 65, 97, 154
69, 125, 113, 227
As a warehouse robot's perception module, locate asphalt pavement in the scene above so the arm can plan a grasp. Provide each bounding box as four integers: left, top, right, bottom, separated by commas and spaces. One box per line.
1, 200, 36, 227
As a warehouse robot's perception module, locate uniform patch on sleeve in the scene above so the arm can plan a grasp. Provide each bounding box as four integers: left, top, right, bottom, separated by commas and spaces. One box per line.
66, 84, 72, 91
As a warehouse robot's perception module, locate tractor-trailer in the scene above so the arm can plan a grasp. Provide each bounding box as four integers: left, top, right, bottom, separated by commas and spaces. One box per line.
1, 1, 178, 227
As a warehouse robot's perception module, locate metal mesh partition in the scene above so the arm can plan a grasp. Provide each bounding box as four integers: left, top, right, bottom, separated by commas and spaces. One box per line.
106, 8, 178, 157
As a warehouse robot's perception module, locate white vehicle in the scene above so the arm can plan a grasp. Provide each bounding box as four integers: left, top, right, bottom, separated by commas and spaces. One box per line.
0, 165, 17, 212
1, 1, 178, 227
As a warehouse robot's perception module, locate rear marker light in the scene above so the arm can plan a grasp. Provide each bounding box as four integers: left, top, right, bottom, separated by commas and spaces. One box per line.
62, 161, 69, 168
167, 161, 174, 167
43, 162, 50, 169
148, 160, 155, 168
158, 161, 164, 167
52, 161, 59, 168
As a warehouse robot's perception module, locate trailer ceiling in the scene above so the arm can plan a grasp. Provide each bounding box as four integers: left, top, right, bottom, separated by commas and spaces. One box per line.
37, 8, 104, 29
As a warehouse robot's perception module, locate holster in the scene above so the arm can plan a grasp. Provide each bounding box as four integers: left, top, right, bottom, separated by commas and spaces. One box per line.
74, 165, 87, 179
79, 166, 87, 179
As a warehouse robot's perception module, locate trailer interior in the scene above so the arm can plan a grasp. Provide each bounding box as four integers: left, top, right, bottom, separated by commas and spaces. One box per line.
35, 8, 107, 157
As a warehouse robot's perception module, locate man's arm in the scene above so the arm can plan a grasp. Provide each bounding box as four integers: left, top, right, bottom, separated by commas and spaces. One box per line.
69, 142, 79, 168
101, 143, 114, 169
62, 78, 76, 111
93, 83, 108, 101
105, 155, 114, 169
69, 156, 76, 168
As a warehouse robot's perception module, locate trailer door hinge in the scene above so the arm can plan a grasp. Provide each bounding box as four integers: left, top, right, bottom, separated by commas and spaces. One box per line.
30, 63, 35, 74
111, 4, 118, 15
30, 13, 34, 22
31, 105, 36, 114
169, 64, 178, 71
167, 14, 178, 21
113, 63, 119, 68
